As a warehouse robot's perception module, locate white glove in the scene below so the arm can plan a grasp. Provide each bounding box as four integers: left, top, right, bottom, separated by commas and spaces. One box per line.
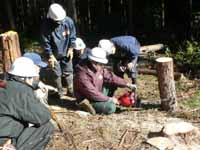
109, 97, 119, 105
48, 54, 57, 68
38, 81, 57, 92
67, 48, 74, 60
127, 83, 137, 91
127, 62, 133, 71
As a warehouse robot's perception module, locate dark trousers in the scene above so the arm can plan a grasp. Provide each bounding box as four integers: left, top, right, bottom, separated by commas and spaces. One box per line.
40, 57, 74, 95
15, 121, 54, 150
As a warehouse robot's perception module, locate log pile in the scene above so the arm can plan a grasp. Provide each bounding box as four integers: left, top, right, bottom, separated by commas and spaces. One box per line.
0, 31, 21, 74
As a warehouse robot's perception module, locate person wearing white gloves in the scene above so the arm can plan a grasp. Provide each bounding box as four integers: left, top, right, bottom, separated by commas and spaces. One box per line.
23, 52, 57, 107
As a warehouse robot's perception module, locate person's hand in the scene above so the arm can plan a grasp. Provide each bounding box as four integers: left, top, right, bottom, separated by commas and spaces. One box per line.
67, 48, 74, 60
127, 83, 137, 91
109, 97, 119, 105
48, 55, 57, 68
117, 65, 126, 73
127, 62, 133, 71
38, 82, 57, 92
1, 139, 16, 150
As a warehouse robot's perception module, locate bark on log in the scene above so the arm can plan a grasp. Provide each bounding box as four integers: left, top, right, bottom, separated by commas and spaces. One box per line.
156, 57, 177, 112
0, 31, 21, 74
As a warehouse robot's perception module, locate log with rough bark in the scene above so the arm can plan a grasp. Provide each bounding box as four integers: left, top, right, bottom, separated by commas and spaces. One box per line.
0, 31, 21, 74
156, 57, 177, 112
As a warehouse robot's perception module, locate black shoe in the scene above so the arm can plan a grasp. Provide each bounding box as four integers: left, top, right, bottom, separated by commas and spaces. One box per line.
135, 97, 141, 108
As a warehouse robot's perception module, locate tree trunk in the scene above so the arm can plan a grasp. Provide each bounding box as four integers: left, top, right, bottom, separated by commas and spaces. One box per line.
156, 57, 177, 112
4, 0, 16, 30
66, 0, 77, 23
0, 31, 21, 75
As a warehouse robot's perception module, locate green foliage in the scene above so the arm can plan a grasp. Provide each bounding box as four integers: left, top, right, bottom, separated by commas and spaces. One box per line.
175, 41, 200, 66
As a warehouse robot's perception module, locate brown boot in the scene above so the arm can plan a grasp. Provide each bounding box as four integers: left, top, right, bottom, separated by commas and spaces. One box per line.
78, 99, 96, 115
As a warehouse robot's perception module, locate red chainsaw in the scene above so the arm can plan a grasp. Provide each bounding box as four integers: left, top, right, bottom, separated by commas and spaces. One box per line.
118, 91, 140, 107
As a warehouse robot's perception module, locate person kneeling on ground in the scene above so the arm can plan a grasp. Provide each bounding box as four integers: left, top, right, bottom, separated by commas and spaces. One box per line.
23, 52, 57, 108
74, 47, 136, 115
0, 57, 54, 150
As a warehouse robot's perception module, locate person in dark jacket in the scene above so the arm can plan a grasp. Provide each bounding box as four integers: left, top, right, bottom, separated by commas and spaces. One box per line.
98, 35, 140, 84
74, 47, 136, 115
0, 57, 54, 150
41, 3, 76, 98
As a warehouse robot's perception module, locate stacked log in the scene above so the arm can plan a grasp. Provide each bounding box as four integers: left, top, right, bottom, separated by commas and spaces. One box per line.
0, 31, 21, 74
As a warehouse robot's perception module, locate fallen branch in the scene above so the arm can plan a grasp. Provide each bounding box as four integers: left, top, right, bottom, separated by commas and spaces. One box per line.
118, 129, 129, 147
82, 139, 97, 144
50, 110, 78, 150
140, 44, 164, 54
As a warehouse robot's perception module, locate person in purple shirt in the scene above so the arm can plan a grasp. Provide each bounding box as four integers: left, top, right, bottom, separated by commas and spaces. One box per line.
74, 47, 136, 115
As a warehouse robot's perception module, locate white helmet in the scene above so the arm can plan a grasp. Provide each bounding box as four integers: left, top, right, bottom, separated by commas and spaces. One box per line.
88, 47, 108, 64
8, 57, 39, 77
47, 3, 66, 21
73, 38, 86, 50
98, 39, 115, 55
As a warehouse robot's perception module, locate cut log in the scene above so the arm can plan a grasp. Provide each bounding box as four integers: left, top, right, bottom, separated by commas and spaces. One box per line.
140, 44, 164, 54
138, 68, 182, 80
156, 57, 177, 111
0, 31, 21, 74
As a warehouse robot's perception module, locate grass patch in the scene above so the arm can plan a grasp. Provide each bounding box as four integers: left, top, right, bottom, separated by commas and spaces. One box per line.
180, 90, 200, 109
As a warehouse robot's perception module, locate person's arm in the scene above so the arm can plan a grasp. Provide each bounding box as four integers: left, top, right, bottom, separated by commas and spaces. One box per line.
14, 86, 51, 126
103, 68, 128, 87
66, 17, 76, 59
77, 73, 110, 102
67, 17, 76, 48
40, 20, 53, 57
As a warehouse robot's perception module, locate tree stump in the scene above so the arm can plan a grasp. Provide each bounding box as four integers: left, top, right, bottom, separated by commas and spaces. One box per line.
156, 57, 177, 112
0, 31, 21, 75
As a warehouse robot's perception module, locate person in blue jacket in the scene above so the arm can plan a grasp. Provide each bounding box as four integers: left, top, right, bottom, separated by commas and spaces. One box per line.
41, 3, 76, 98
99, 35, 140, 84
98, 36, 140, 96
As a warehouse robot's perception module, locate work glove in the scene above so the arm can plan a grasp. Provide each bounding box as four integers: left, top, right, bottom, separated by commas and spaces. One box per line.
109, 97, 119, 105
38, 81, 58, 93
127, 83, 137, 91
48, 55, 57, 68
67, 48, 74, 60
127, 62, 133, 71
1, 139, 16, 150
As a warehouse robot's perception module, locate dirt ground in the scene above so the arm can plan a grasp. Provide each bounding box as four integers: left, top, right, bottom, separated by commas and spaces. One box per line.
46, 74, 200, 150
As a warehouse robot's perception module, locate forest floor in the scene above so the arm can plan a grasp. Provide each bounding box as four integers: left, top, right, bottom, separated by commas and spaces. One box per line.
46, 74, 200, 150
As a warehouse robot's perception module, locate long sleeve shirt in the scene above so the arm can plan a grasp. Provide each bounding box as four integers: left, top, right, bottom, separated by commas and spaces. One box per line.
74, 60, 128, 102
41, 17, 76, 59
0, 80, 51, 142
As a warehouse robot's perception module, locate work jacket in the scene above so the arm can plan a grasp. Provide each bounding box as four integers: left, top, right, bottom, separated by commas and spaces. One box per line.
41, 17, 76, 59
111, 35, 140, 60
74, 59, 128, 102
0, 79, 51, 144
